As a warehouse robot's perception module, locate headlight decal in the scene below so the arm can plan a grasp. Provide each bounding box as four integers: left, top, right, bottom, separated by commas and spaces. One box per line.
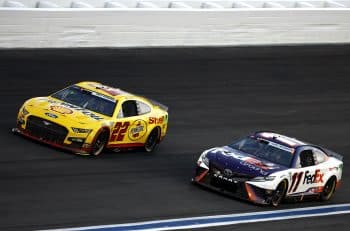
22, 106, 29, 116
251, 175, 276, 182
197, 151, 210, 169
71, 127, 92, 133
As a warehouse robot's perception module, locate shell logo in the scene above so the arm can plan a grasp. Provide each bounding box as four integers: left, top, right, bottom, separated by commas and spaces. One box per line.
50, 105, 73, 114
128, 120, 147, 141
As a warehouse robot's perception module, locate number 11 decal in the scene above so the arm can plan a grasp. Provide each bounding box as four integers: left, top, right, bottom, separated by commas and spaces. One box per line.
288, 172, 304, 193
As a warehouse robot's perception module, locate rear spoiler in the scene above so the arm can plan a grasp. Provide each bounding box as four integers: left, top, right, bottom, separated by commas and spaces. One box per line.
149, 99, 168, 112
136, 94, 168, 112
324, 148, 343, 161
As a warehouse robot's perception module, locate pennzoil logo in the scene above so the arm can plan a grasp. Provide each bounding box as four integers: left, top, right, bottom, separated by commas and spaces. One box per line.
50, 105, 73, 114
128, 120, 147, 141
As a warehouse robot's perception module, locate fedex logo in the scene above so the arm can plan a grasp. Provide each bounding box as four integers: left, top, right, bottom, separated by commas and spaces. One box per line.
303, 169, 324, 184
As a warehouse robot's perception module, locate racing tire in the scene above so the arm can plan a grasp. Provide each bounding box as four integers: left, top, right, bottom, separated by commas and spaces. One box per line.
271, 180, 287, 207
144, 127, 160, 152
90, 131, 109, 156
320, 177, 336, 201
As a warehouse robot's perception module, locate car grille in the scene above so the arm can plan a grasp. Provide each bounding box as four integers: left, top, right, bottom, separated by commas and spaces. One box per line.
208, 164, 251, 193
25, 116, 68, 144
210, 164, 254, 181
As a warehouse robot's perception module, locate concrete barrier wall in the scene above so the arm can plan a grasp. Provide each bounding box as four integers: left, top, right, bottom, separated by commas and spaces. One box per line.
1, 1, 350, 48
2, 0, 350, 8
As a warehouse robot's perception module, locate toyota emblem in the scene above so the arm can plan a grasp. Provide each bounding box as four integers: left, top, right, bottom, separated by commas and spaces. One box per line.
223, 169, 233, 177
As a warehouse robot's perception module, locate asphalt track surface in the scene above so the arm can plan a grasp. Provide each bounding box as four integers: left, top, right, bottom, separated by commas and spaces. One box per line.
1, 46, 350, 231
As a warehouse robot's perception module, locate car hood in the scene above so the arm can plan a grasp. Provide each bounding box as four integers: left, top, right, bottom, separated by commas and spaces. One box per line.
205, 146, 286, 177
25, 97, 108, 125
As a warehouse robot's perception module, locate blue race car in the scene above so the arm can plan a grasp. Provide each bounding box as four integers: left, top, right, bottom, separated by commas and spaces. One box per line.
192, 131, 343, 206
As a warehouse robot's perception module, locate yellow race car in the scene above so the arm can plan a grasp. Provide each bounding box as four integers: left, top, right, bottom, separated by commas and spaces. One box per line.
13, 81, 169, 156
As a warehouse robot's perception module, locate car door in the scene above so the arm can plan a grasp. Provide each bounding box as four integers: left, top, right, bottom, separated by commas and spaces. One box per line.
108, 99, 149, 147
288, 146, 326, 195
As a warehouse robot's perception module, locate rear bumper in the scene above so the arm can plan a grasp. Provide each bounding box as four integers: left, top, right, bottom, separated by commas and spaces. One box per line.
193, 166, 271, 205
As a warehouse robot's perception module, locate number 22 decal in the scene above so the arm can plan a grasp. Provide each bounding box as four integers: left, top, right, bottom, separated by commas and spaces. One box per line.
110, 122, 130, 142
288, 172, 304, 193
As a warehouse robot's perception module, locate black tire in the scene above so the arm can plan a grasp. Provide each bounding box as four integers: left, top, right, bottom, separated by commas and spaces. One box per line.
144, 127, 160, 152
90, 131, 109, 156
271, 180, 287, 207
320, 177, 336, 201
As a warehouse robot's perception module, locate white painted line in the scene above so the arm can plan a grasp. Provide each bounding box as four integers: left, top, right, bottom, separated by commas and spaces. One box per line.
41, 203, 350, 231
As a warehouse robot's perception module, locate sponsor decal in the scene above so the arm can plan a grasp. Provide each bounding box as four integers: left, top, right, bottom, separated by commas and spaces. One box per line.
267, 141, 294, 153
128, 120, 147, 141
245, 157, 279, 170
309, 186, 324, 193
149, 116, 164, 124
239, 161, 269, 176
208, 148, 275, 175
88, 83, 127, 96
288, 169, 324, 193
59, 102, 103, 120
210, 148, 247, 160
213, 173, 238, 183
259, 132, 303, 147
90, 91, 116, 102
303, 169, 324, 184
50, 105, 73, 114
46, 99, 104, 120
45, 112, 58, 119
207, 148, 275, 176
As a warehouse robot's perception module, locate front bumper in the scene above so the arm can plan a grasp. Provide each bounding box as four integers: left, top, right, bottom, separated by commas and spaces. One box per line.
13, 126, 92, 155
193, 165, 272, 205
15, 112, 95, 155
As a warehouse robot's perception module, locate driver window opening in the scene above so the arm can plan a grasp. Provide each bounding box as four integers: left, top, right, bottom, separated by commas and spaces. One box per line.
121, 100, 138, 118
299, 150, 315, 167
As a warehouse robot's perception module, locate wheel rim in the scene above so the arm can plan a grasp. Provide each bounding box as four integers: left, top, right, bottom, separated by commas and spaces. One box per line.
271, 181, 286, 206
92, 133, 107, 156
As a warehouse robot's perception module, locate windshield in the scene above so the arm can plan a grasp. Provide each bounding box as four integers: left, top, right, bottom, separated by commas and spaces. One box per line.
229, 137, 294, 167
51, 85, 117, 117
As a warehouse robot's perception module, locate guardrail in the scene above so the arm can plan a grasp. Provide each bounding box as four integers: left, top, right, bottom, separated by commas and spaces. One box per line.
1, 0, 350, 48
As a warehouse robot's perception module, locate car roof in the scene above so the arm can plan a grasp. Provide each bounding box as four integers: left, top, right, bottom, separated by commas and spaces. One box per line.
75, 81, 134, 100
253, 131, 307, 148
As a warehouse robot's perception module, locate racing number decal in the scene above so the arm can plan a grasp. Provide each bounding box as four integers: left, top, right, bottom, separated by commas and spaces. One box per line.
288, 169, 325, 193
111, 122, 130, 142
288, 172, 304, 193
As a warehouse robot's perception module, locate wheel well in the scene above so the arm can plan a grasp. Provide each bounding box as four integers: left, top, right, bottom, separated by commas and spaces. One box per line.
93, 127, 110, 143
279, 179, 289, 196
153, 126, 161, 142
282, 178, 289, 188
327, 175, 337, 190
328, 175, 337, 182
99, 127, 110, 136
319, 175, 337, 201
